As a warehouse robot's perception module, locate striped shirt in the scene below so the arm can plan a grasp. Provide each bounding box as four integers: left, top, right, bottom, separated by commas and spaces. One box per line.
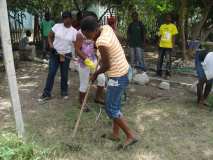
96, 25, 129, 77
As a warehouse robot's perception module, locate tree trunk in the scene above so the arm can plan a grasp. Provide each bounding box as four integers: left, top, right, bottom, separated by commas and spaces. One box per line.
33, 14, 40, 44
191, 2, 213, 40
73, 0, 81, 12
201, 27, 213, 41
98, 0, 113, 22
179, 0, 187, 59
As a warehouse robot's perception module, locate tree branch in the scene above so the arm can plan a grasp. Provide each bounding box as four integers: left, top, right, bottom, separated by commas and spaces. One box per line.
191, 4, 212, 39
73, 0, 81, 12
98, 0, 113, 22
201, 0, 213, 8
201, 26, 213, 41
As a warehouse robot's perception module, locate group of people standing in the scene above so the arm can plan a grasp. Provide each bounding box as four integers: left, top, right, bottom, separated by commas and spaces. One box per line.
128, 12, 213, 107
38, 11, 179, 103
37, 10, 213, 148
38, 11, 137, 148
127, 12, 178, 78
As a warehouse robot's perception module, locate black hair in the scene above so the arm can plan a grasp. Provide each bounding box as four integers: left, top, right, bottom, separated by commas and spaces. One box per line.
80, 16, 99, 32
165, 13, 172, 20
165, 13, 172, 17
45, 12, 50, 17
26, 30, 31, 37
62, 11, 72, 19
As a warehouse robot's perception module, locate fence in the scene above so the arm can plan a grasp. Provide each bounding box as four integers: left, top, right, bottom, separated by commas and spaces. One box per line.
8, 11, 25, 46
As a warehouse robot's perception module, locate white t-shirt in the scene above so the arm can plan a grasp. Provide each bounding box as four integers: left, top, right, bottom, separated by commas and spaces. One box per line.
202, 52, 213, 80
52, 23, 77, 54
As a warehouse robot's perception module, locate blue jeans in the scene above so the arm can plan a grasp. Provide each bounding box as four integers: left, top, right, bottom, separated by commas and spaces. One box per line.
43, 52, 71, 97
130, 47, 146, 71
105, 75, 129, 119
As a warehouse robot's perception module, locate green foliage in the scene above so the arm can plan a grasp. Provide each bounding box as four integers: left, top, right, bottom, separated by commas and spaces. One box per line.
6, 0, 212, 42
208, 94, 213, 108
143, 0, 175, 13
116, 0, 176, 39
7, 0, 74, 20
0, 133, 48, 160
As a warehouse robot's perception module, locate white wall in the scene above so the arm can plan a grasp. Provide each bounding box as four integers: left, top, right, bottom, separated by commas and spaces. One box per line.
87, 3, 107, 18
9, 11, 34, 31
22, 11, 34, 30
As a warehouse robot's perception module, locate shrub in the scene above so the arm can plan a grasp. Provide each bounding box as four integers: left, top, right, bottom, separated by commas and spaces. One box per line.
0, 133, 48, 160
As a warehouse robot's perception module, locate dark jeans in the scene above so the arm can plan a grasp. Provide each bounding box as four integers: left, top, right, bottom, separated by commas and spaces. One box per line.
43, 51, 71, 97
157, 47, 172, 76
42, 37, 48, 58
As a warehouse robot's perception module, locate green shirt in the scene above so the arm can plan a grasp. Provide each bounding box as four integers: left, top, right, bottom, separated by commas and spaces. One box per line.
127, 21, 145, 48
40, 20, 55, 37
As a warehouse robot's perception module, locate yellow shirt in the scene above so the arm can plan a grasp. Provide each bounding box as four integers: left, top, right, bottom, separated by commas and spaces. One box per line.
159, 23, 178, 48
96, 25, 129, 77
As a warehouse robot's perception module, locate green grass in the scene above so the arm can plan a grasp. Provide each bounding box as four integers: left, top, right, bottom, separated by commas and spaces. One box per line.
2, 95, 213, 160
1, 60, 213, 160
24, 97, 213, 160
208, 94, 213, 108
0, 133, 48, 160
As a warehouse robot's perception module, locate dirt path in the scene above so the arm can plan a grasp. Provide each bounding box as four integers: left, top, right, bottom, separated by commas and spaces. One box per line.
1, 62, 213, 160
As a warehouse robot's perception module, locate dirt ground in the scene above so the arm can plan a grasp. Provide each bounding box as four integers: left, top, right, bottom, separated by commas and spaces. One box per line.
1, 61, 213, 160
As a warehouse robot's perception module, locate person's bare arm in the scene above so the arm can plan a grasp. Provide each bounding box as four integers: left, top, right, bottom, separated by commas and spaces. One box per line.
172, 36, 176, 48
91, 46, 110, 82
48, 31, 54, 49
75, 33, 87, 60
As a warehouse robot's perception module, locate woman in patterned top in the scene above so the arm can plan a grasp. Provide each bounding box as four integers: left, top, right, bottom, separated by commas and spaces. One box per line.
75, 12, 106, 112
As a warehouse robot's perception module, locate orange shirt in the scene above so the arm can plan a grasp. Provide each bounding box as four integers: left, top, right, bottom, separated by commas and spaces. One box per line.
96, 25, 129, 77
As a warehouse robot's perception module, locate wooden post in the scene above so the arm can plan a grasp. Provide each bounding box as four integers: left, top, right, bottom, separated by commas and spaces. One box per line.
0, 0, 25, 137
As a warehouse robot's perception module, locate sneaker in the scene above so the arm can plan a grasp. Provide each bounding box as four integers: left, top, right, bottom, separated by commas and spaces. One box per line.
38, 95, 51, 102
62, 96, 69, 100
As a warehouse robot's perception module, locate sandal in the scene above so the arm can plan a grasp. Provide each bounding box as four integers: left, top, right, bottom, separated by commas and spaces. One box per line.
101, 134, 120, 142
117, 138, 138, 150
